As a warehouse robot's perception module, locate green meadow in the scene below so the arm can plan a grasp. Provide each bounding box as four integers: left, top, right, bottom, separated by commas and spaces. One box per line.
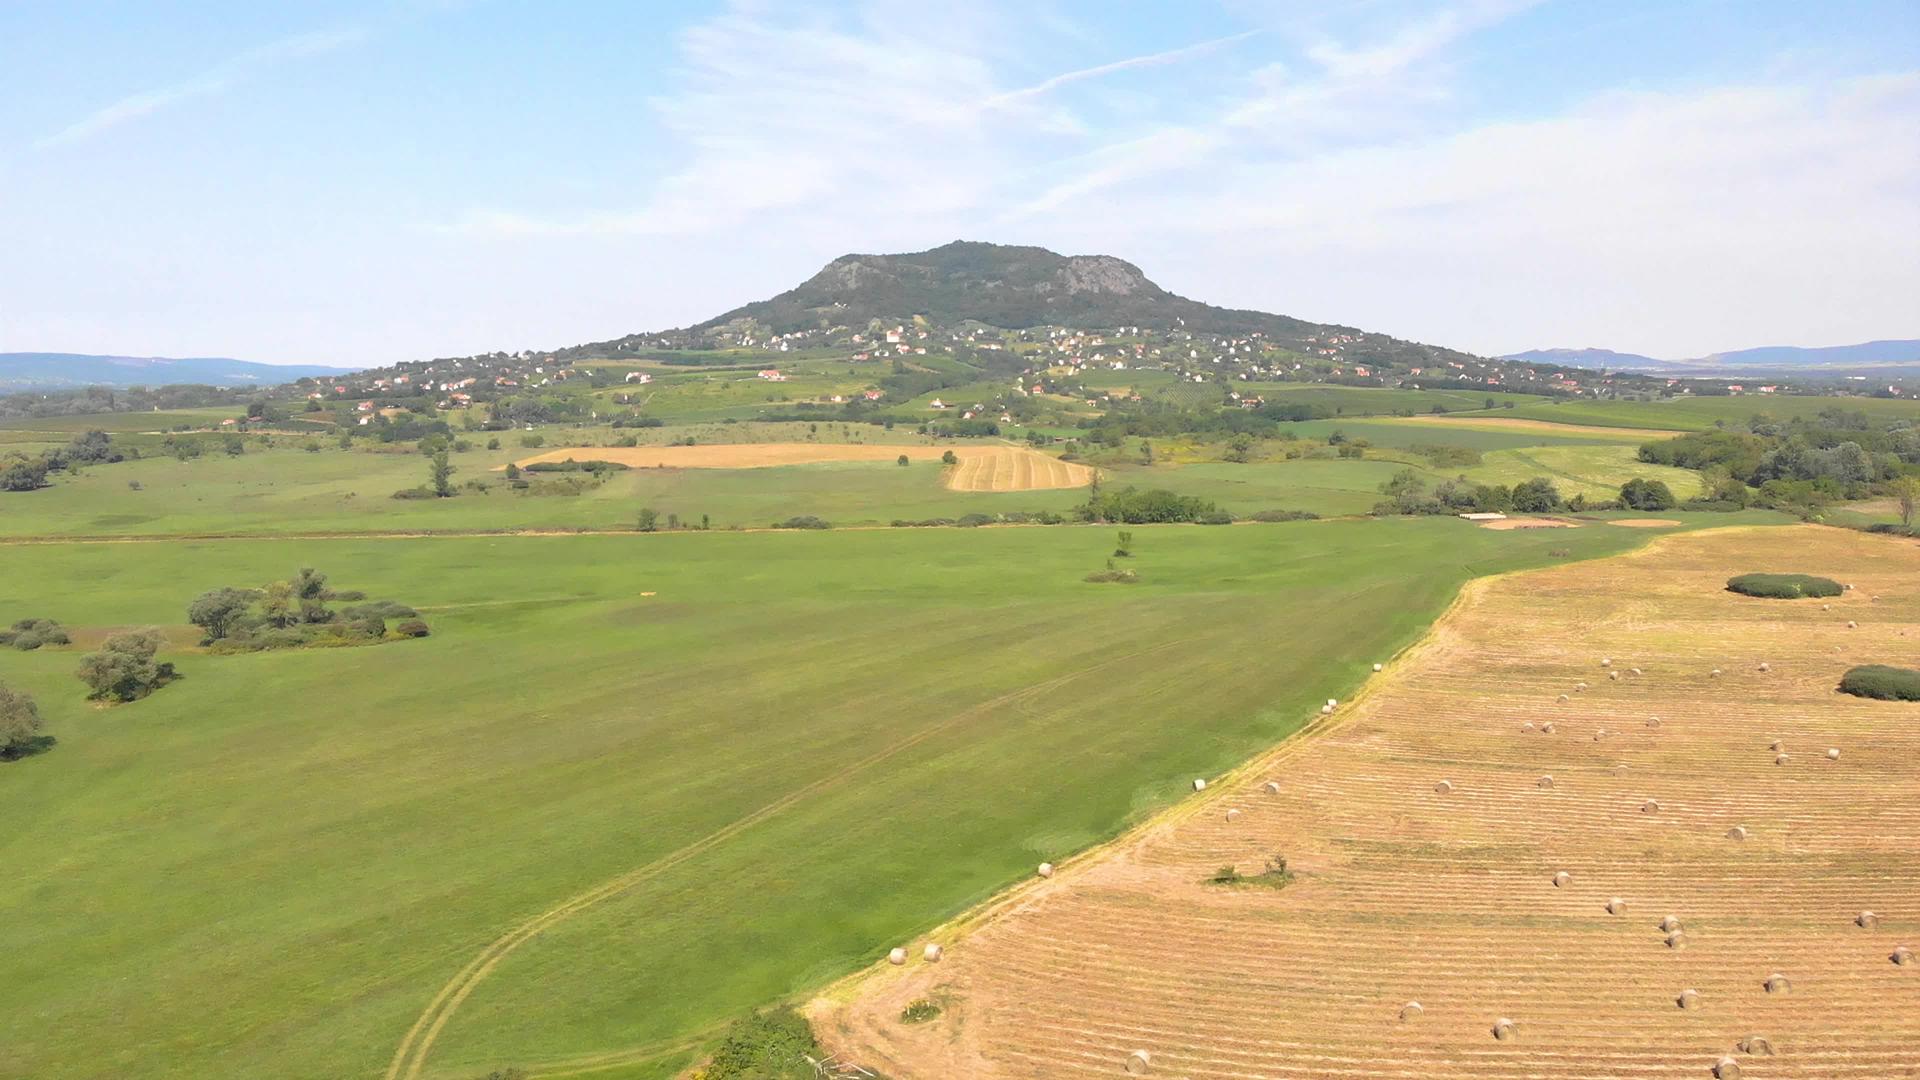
1472, 393, 1920, 431
0, 514, 1785, 1080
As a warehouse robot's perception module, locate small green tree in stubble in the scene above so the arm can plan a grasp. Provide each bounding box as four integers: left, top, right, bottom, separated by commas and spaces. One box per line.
941, 450, 958, 465
1113, 529, 1134, 558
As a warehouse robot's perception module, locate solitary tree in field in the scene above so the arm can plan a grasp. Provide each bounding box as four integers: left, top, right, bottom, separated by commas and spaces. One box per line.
76, 630, 174, 703
941, 450, 958, 465
897, 454, 910, 466
430, 449, 455, 498
1895, 475, 1919, 529
637, 507, 659, 532
0, 684, 43, 760
188, 587, 257, 643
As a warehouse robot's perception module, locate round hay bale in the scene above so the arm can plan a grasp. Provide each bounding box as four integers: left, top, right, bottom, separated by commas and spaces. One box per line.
1262, 780, 1281, 794
1320, 704, 1334, 715
1856, 910, 1877, 929
1848, 620, 1858, 628
1601, 658, 1613, 667
1037, 862, 1055, 878
1541, 721, 1556, 734
1774, 753, 1790, 766
1891, 946, 1914, 967
1594, 729, 1609, 742
1726, 825, 1749, 841
1647, 716, 1661, 728
1607, 897, 1627, 915
1758, 662, 1770, 672
1557, 693, 1570, 703
1537, 775, 1554, 789
1125, 1049, 1152, 1075
1711, 668, 1722, 678
1716, 1056, 1744, 1080
1763, 973, 1790, 994
1225, 808, 1241, 823
1823, 603, 1831, 610
1769, 739, 1784, 752
1737, 1035, 1774, 1056
1631, 667, 1643, 676
923, 943, 943, 963
1326, 698, 1338, 707
1667, 931, 1689, 950
888, 947, 907, 966
1609, 671, 1620, 681
1576, 681, 1588, 691
1677, 987, 1702, 1009
1872, 594, 1880, 602
1522, 721, 1537, 733
1612, 763, 1630, 776
1192, 778, 1207, 792
1491, 1017, 1517, 1041
1846, 582, 1855, 590
1641, 799, 1661, 814
1553, 870, 1572, 888
1399, 1001, 1423, 1022
1372, 662, 1384, 672
1434, 779, 1455, 795
1660, 915, 1683, 933
1826, 747, 1840, 761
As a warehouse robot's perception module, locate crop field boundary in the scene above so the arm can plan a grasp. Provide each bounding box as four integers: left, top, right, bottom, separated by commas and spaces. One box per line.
815, 523, 1920, 1078
384, 638, 1198, 1080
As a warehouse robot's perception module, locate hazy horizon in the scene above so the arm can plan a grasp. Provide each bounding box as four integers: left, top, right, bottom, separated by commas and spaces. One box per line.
4, 1, 1917, 367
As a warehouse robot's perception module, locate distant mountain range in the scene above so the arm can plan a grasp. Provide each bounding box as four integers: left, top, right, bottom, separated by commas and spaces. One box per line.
0, 353, 358, 392
1505, 340, 1920, 375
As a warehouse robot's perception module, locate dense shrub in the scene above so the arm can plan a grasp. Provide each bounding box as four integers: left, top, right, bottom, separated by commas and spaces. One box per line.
522, 459, 630, 473
900, 999, 942, 1023
1619, 477, 1677, 511
76, 629, 176, 703
1084, 568, 1139, 583
1078, 486, 1219, 524
955, 513, 995, 527
1726, 573, 1844, 599
1246, 509, 1319, 522
1197, 509, 1234, 525
699, 1007, 821, 1080
772, 516, 831, 529
1837, 665, 1920, 701
2, 618, 71, 650
395, 619, 431, 638
192, 572, 424, 651
0, 684, 45, 760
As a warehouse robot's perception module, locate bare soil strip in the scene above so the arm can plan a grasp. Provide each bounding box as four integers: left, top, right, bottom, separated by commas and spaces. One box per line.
1610, 517, 1685, 528
507, 443, 1092, 492
819, 525, 1920, 1079
1477, 517, 1578, 530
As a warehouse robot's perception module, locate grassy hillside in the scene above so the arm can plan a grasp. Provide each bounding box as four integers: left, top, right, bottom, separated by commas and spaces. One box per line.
0, 516, 1779, 1080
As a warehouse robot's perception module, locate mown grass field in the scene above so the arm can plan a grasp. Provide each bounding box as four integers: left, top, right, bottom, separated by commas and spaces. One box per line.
1459, 444, 1706, 501
0, 515, 1782, 1080
1468, 394, 1920, 431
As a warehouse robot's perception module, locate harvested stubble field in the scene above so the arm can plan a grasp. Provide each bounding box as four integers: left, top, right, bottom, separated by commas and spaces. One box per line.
512, 442, 1093, 492
820, 525, 1920, 1079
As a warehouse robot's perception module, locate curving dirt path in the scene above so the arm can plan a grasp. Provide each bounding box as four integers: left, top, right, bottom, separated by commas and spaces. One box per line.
382, 638, 1194, 1080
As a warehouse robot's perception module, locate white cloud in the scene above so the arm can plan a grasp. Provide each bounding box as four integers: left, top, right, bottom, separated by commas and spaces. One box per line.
36, 28, 364, 149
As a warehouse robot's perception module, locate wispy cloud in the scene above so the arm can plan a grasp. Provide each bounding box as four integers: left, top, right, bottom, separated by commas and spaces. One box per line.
984, 30, 1262, 108
37, 27, 364, 149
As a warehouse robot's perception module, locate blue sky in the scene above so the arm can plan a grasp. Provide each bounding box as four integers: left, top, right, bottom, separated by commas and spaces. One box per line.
2, 0, 1916, 365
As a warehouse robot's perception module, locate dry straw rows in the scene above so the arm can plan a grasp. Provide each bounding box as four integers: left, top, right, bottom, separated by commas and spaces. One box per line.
512, 442, 1092, 492
819, 525, 1920, 1078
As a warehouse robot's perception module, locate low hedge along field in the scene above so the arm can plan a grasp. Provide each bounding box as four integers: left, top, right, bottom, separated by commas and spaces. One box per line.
1726, 572, 1844, 599
1838, 665, 1920, 701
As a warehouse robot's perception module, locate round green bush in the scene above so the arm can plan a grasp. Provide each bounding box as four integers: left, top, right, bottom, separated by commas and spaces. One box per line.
1837, 665, 1920, 701
1725, 573, 1844, 599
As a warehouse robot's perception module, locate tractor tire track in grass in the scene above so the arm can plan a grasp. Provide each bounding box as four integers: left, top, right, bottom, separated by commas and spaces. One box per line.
383, 638, 1195, 1080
